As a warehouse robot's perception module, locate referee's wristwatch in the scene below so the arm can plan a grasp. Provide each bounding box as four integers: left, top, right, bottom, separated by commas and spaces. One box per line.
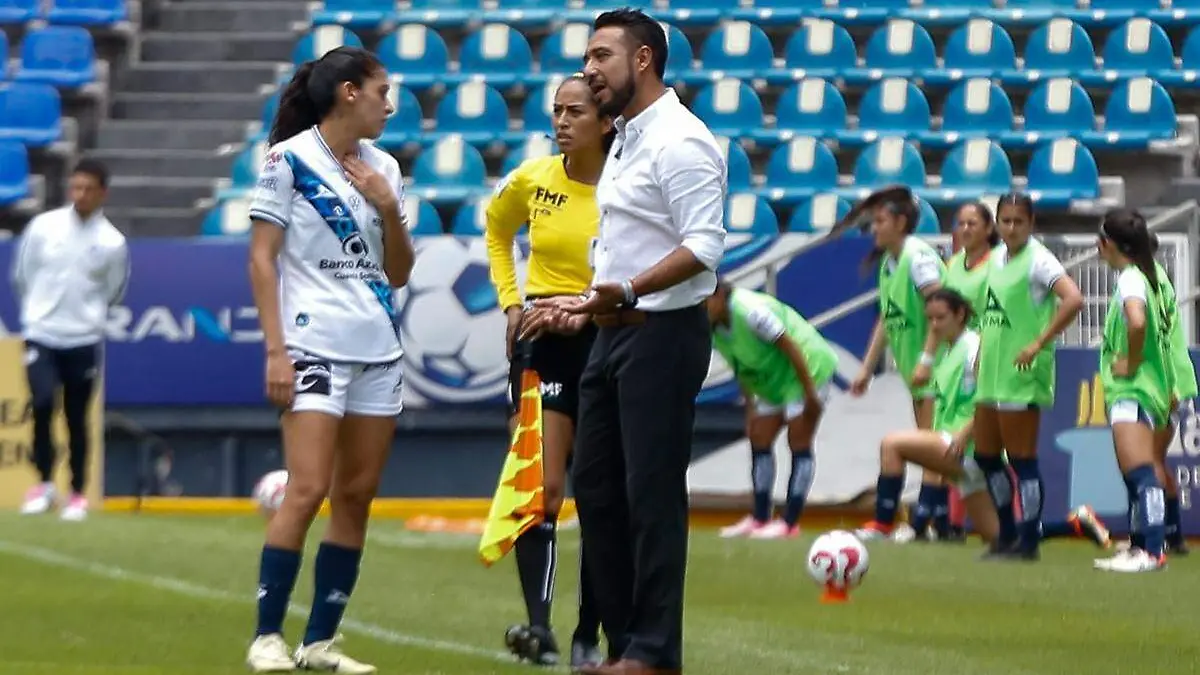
620, 279, 639, 308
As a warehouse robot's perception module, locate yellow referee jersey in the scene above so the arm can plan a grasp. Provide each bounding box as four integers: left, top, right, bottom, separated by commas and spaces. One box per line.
484, 154, 598, 311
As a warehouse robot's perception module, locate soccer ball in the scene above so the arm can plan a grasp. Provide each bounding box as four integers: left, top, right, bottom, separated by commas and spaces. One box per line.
253, 469, 289, 516
393, 236, 525, 404
806, 530, 870, 593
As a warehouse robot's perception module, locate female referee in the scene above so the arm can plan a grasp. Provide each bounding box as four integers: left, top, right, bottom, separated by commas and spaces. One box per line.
245, 47, 414, 674
708, 281, 839, 540
484, 74, 609, 669
1092, 209, 1172, 573
974, 193, 1083, 561
830, 186, 950, 540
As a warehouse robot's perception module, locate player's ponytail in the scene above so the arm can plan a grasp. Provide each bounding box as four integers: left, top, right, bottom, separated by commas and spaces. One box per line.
269, 47, 385, 146
270, 61, 320, 145
1100, 208, 1160, 296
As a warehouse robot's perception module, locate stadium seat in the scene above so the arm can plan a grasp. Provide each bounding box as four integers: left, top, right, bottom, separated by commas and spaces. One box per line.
0, 82, 63, 147
915, 197, 940, 234
843, 78, 930, 146
845, 20, 937, 84
0, 141, 28, 205
717, 135, 752, 191
931, 139, 1013, 204
450, 194, 490, 235
788, 193, 851, 234
201, 196, 250, 236
376, 25, 450, 91
1026, 139, 1101, 207
1017, 79, 1096, 148
410, 135, 488, 204
995, 0, 1086, 24
15, 26, 97, 88
433, 81, 512, 146
0, 0, 37, 24
291, 26, 363, 66
1094, 19, 1174, 82
1017, 19, 1095, 83
1091, 77, 1177, 148
458, 24, 534, 89
760, 137, 838, 205
902, 0, 991, 25
773, 20, 857, 84
403, 0, 476, 28
725, 193, 778, 237
690, 78, 763, 139
698, 21, 774, 81
311, 0, 393, 28
662, 23, 697, 84
1160, 26, 1200, 88
501, 134, 556, 174
838, 0, 913, 24
44, 0, 126, 25
485, 0, 569, 26
934, 79, 1015, 147
659, 0, 740, 27
848, 138, 926, 197
931, 19, 1018, 85
404, 195, 445, 236
730, 0, 824, 26
230, 140, 268, 188
758, 79, 846, 144
521, 75, 563, 135
378, 84, 422, 149
539, 23, 591, 77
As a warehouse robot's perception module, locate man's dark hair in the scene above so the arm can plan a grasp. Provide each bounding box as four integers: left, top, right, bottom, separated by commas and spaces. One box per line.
72, 159, 109, 189
593, 8, 668, 80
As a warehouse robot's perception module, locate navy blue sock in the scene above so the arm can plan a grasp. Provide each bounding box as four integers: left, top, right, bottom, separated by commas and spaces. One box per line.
256, 546, 302, 637
1125, 475, 1146, 551
1040, 521, 1075, 539
783, 449, 814, 527
909, 483, 936, 536
750, 447, 775, 523
975, 454, 1017, 545
874, 474, 904, 527
303, 543, 363, 645
1125, 464, 1165, 558
1009, 458, 1044, 553
1165, 494, 1182, 546
931, 485, 951, 537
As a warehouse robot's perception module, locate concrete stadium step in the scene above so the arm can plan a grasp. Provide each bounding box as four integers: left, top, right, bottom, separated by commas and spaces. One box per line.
112, 92, 267, 121
104, 177, 218, 210
95, 120, 253, 151
86, 149, 235, 180
119, 62, 288, 94
157, 1, 312, 32
105, 207, 202, 237
139, 31, 298, 63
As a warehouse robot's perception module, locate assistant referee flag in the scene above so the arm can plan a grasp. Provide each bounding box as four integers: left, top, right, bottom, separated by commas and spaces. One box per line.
479, 369, 545, 566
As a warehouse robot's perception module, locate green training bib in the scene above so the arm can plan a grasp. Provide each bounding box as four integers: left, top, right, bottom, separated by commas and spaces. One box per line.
1101, 267, 1172, 426
878, 237, 944, 397
944, 249, 992, 330
932, 330, 981, 457
1155, 262, 1198, 401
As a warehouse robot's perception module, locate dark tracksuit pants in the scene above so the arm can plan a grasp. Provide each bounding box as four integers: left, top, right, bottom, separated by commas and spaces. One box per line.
24, 340, 99, 494
572, 305, 711, 670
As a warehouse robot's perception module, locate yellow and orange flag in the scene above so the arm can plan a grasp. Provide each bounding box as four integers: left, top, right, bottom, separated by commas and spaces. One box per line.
478, 368, 545, 566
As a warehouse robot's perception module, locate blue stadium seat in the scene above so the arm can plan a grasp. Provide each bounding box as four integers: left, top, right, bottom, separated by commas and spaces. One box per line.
401, 0, 476, 27
458, 24, 533, 89
760, 137, 838, 205
931, 139, 1013, 204
773, 20, 857, 84
1088, 0, 1155, 21
1161, 26, 1200, 88
1026, 139, 1100, 207
662, 23, 698, 84
838, 0, 913, 24
843, 78, 930, 146
698, 21, 774, 81
717, 136, 752, 191
291, 26, 363, 66
378, 84, 422, 149
995, 0, 1086, 24
725, 193, 778, 237
846, 20, 937, 84
539, 23, 591, 77
730, 0, 824, 26
485, 0, 568, 27
201, 196, 250, 236
230, 140, 268, 189
0, 0, 37, 24
1090, 77, 1177, 148
1016, 78, 1096, 148
914, 197, 940, 234
902, 0, 992, 25
0, 141, 29, 206
501, 134, 556, 174
758, 79, 846, 144
690, 78, 763, 139
260, 91, 279, 131
788, 193, 851, 234
848, 138, 926, 197
933, 79, 1015, 147
1017, 19, 1095, 83
410, 135, 488, 204
44, 0, 126, 25
433, 81, 511, 146
15, 26, 96, 88
450, 195, 490, 235
521, 76, 563, 135
376, 25, 450, 90
311, 0, 393, 28
404, 195, 445, 236
0, 83, 63, 147
660, 0, 741, 27
1095, 19, 1174, 82
931, 19, 1017, 85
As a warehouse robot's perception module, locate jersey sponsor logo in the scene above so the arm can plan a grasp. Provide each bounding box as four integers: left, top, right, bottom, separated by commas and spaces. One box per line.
981, 288, 1011, 328
294, 358, 332, 396
882, 298, 908, 332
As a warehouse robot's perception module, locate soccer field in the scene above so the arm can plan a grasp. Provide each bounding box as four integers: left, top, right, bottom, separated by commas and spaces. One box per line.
0, 512, 1194, 675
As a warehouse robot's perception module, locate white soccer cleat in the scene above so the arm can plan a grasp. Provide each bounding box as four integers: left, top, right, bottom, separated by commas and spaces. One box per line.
295, 635, 375, 674
19, 483, 56, 515
1099, 548, 1166, 574
247, 633, 297, 672
748, 519, 799, 539
719, 515, 766, 539
60, 494, 88, 521
890, 524, 918, 544
1094, 547, 1139, 571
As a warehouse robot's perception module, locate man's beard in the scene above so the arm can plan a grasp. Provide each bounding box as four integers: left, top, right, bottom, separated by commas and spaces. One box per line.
598, 64, 637, 117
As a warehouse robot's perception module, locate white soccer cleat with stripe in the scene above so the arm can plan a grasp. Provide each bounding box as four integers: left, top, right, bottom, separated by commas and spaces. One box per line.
19, 483, 56, 515
247, 633, 297, 672
719, 515, 766, 538
295, 635, 375, 673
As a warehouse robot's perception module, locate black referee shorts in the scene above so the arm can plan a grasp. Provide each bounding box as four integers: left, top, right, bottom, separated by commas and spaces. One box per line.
507, 322, 597, 423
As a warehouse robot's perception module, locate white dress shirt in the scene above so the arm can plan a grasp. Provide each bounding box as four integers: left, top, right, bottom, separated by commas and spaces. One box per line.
11, 205, 129, 349
592, 88, 728, 312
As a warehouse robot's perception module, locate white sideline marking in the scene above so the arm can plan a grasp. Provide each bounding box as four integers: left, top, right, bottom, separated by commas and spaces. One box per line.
0, 539, 525, 667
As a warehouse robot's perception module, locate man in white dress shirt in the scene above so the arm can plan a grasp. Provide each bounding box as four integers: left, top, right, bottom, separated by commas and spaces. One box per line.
530, 9, 727, 674
12, 160, 129, 521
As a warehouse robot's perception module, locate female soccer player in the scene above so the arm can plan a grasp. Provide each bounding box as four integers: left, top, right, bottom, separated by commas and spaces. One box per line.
857, 289, 1110, 550
974, 193, 1083, 561
245, 47, 414, 674
708, 282, 839, 540
484, 73, 609, 669
1092, 209, 1172, 573
944, 201, 999, 323
830, 186, 949, 539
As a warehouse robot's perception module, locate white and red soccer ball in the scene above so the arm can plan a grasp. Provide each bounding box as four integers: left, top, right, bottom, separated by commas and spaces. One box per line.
806, 530, 870, 596
253, 469, 289, 517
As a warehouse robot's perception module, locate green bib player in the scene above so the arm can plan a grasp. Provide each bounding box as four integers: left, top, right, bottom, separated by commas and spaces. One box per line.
708, 283, 839, 540
943, 202, 999, 326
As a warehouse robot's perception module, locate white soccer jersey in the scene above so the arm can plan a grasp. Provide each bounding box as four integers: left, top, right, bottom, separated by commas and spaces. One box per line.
249, 127, 406, 364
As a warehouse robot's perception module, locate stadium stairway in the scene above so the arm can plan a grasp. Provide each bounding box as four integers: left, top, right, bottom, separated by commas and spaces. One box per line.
90, 0, 306, 236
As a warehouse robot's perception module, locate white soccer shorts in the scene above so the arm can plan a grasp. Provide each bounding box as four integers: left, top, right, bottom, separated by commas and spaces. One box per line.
752, 382, 833, 421
1109, 399, 1156, 428
937, 432, 987, 497
289, 349, 404, 418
